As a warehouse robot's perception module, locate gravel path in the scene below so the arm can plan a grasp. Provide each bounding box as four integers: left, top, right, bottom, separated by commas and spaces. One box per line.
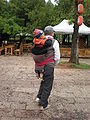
0, 54, 90, 120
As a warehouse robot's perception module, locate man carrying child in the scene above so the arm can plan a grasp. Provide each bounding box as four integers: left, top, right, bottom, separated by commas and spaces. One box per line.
32, 26, 60, 110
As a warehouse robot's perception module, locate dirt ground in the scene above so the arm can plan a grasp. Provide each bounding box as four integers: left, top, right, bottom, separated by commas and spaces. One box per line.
0, 53, 90, 120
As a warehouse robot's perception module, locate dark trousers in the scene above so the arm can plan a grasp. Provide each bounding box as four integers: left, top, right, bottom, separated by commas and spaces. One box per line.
37, 64, 54, 108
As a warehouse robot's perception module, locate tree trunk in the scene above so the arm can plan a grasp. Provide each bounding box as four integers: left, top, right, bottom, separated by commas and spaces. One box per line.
69, 0, 79, 64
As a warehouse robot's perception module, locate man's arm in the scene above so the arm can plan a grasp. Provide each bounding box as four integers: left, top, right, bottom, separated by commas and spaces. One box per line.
53, 40, 60, 65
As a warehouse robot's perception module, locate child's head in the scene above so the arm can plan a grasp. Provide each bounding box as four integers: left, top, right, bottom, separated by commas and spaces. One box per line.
33, 29, 45, 39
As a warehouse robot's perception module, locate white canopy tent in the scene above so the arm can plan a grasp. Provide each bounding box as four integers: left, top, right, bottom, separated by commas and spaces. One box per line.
53, 19, 90, 35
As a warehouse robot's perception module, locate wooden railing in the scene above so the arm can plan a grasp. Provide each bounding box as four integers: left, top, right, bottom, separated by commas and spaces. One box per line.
60, 48, 90, 58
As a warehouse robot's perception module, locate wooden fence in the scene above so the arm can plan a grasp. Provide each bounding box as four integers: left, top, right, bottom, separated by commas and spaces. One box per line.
60, 48, 90, 58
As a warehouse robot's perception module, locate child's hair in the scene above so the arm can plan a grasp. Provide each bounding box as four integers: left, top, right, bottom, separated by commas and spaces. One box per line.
33, 29, 44, 39
33, 29, 47, 47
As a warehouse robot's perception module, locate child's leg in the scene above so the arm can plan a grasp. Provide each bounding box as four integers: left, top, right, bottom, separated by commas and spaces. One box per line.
40, 72, 43, 79
36, 71, 40, 79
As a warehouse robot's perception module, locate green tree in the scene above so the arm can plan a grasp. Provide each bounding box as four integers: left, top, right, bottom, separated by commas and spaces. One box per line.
0, 0, 22, 39
0, 0, 90, 46
54, 0, 74, 23
83, 0, 90, 27
9, 0, 49, 33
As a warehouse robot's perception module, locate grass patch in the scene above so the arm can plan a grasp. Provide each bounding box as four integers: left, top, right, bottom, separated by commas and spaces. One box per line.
59, 61, 90, 69
60, 61, 67, 65
70, 63, 90, 69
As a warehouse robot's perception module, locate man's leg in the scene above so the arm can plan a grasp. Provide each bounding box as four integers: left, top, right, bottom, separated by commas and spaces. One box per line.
37, 80, 44, 99
40, 64, 54, 108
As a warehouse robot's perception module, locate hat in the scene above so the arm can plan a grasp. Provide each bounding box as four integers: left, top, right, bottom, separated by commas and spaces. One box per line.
33, 29, 43, 38
44, 26, 54, 35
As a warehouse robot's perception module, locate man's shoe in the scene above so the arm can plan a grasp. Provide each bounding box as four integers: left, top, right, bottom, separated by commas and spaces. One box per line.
40, 105, 50, 111
35, 97, 40, 103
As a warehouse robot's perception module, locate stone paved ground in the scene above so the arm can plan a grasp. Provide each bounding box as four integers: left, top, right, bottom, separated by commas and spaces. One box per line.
0, 53, 90, 120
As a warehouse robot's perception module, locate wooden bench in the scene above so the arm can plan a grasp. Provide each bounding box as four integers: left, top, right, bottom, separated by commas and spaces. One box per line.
14, 43, 23, 56
5, 44, 15, 55
23, 43, 33, 52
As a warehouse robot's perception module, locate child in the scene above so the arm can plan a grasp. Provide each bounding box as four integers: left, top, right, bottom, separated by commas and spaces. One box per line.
32, 29, 52, 79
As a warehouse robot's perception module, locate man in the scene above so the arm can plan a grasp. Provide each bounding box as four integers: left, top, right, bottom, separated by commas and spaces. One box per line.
35, 26, 60, 110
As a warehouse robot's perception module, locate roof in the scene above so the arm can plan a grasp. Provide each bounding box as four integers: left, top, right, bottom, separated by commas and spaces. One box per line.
53, 19, 90, 35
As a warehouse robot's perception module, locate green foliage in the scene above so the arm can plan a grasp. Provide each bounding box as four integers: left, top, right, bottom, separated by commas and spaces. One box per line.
0, 0, 90, 38
0, 16, 22, 35
83, 0, 90, 27
0, 0, 22, 37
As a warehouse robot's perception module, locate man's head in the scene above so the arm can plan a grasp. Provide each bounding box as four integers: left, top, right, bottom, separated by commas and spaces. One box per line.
44, 26, 54, 36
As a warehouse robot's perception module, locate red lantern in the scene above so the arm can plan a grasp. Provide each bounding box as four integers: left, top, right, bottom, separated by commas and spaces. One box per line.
78, 4, 83, 14
78, 16, 83, 26
78, 0, 83, 3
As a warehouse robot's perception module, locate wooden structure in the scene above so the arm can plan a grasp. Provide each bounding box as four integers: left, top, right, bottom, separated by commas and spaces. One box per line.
5, 44, 15, 56
78, 36, 87, 48
0, 44, 4, 55
55, 34, 90, 58
53, 19, 90, 58
14, 43, 23, 56
60, 48, 90, 58
23, 43, 33, 52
